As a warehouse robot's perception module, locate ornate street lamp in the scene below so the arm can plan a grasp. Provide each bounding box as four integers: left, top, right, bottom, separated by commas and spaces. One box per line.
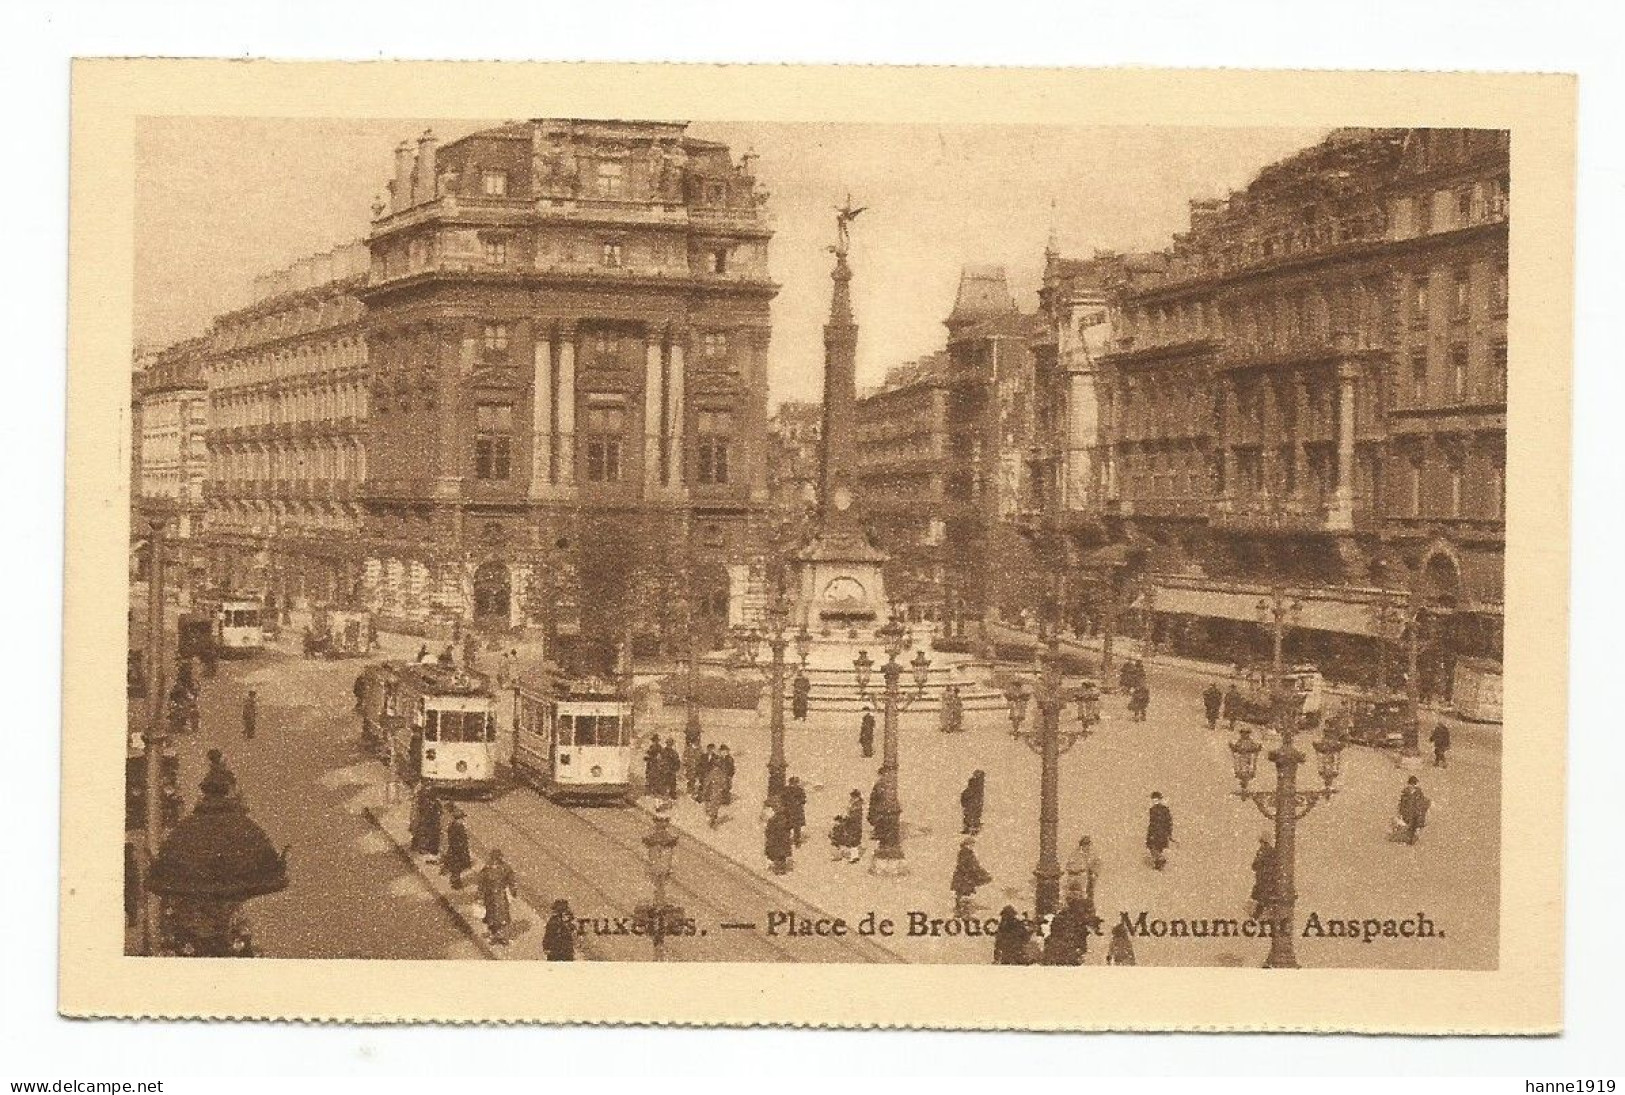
641, 801, 679, 961
735, 592, 793, 801
1224, 587, 1346, 968
146, 759, 288, 956
852, 617, 929, 874
1006, 637, 1097, 917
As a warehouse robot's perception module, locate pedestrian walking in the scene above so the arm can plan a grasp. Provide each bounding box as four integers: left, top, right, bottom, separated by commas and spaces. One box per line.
1106, 920, 1137, 966
1042, 898, 1089, 965
644, 736, 663, 797
1203, 681, 1223, 730
992, 905, 1030, 965
959, 770, 986, 835
416, 643, 431, 665
476, 849, 517, 945
684, 736, 703, 799
241, 689, 258, 740
1146, 791, 1174, 870
781, 776, 807, 846
702, 757, 729, 829
859, 709, 876, 758
409, 785, 442, 858
1064, 835, 1101, 907
764, 804, 795, 875
1249, 833, 1277, 919
1224, 682, 1243, 731
659, 738, 680, 798
442, 806, 473, 889
719, 745, 736, 805
791, 672, 810, 721
1131, 682, 1151, 722
543, 899, 576, 961
696, 744, 718, 804
950, 836, 992, 917
1397, 776, 1431, 845
830, 790, 864, 863
1430, 721, 1452, 768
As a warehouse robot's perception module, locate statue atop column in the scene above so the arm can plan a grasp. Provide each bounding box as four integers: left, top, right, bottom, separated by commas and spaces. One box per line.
832, 194, 867, 258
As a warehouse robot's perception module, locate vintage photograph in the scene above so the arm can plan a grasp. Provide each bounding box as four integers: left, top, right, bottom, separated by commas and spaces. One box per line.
60, 60, 1574, 1031
124, 115, 1508, 969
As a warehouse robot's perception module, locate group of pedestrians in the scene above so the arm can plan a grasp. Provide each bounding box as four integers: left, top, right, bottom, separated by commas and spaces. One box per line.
404, 785, 549, 953
763, 777, 807, 875
643, 733, 739, 829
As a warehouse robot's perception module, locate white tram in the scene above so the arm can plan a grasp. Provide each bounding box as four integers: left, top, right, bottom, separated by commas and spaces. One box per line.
512, 670, 633, 803
371, 662, 500, 796
214, 597, 267, 655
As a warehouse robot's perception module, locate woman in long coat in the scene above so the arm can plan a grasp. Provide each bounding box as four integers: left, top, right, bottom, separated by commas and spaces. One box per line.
830, 790, 864, 863
1249, 835, 1277, 918
992, 905, 1030, 965
959, 770, 986, 835
441, 807, 473, 889
950, 837, 993, 917
764, 805, 795, 875
702, 761, 729, 829
781, 776, 808, 845
477, 848, 517, 945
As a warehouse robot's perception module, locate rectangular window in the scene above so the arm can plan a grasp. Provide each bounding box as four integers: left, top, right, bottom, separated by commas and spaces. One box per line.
1491, 342, 1508, 400
1494, 260, 1509, 314
601, 241, 623, 268
596, 161, 625, 198
1411, 276, 1430, 327
1491, 460, 1505, 519
1410, 349, 1428, 405
698, 438, 729, 484
483, 239, 507, 266
1408, 460, 1423, 517
482, 324, 509, 352
703, 331, 728, 359
1450, 344, 1469, 401
710, 248, 728, 275
475, 403, 513, 480
1457, 187, 1475, 225
482, 170, 508, 197
584, 404, 626, 483
1452, 268, 1471, 321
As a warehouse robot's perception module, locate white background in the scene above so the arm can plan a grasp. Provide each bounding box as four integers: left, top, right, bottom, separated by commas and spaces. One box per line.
2, 0, 1620, 1081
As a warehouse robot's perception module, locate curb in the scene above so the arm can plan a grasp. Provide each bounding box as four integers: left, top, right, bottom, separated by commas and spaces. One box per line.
362, 805, 499, 960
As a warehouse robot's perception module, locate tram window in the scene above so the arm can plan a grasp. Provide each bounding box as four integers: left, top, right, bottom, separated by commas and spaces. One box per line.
423, 710, 438, 742
558, 714, 574, 746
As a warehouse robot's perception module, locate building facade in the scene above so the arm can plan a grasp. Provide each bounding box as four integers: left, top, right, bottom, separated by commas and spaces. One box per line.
854, 353, 950, 620
1037, 127, 1508, 691
358, 120, 775, 665
201, 242, 371, 608
133, 338, 211, 596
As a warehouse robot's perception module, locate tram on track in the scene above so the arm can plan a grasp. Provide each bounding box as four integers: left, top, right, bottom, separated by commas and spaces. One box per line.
198, 595, 266, 655
512, 669, 634, 803
357, 661, 499, 796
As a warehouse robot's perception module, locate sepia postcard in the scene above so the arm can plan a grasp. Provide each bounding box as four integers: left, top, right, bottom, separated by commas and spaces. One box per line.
62, 60, 1573, 1031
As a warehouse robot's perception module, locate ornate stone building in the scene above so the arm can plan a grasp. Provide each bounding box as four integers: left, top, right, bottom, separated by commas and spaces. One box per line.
201, 242, 371, 606
358, 120, 775, 664
133, 337, 211, 597
1036, 127, 1508, 690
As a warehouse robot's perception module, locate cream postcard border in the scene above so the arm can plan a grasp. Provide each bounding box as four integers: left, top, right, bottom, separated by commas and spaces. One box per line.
61, 60, 1574, 1031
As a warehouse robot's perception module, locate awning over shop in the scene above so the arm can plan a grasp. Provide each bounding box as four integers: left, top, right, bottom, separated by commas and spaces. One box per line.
1149, 581, 1395, 638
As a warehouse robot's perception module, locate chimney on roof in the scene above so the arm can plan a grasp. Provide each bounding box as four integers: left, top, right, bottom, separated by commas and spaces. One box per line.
391, 140, 414, 213
412, 129, 438, 206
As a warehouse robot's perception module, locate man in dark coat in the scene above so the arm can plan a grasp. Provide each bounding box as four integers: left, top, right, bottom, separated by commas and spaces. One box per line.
1042, 899, 1089, 965
1398, 776, 1430, 845
859, 709, 876, 758
718, 745, 736, 805
1203, 682, 1223, 730
660, 737, 682, 798
702, 758, 728, 829
781, 776, 808, 845
1430, 721, 1452, 768
764, 804, 795, 875
543, 899, 576, 961
409, 785, 442, 858
477, 849, 516, 945
1224, 682, 1244, 731
1146, 791, 1174, 870
1131, 682, 1151, 722
1249, 834, 1277, 918
644, 737, 662, 795
442, 806, 473, 889
241, 689, 257, 740
950, 837, 993, 917
992, 905, 1030, 965
960, 770, 986, 835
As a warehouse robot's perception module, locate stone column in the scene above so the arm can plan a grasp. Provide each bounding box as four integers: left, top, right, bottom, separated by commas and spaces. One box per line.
644, 334, 664, 498
665, 327, 686, 495
557, 326, 577, 491
1330, 355, 1359, 531
529, 330, 553, 498
1292, 373, 1310, 501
